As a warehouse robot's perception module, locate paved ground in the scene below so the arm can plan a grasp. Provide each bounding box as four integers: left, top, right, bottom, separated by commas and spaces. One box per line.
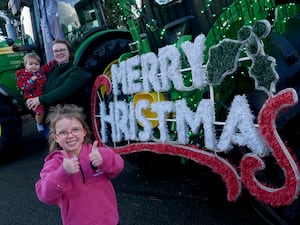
0, 116, 270, 225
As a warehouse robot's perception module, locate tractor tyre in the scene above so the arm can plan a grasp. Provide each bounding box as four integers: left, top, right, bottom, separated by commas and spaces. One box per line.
0, 95, 22, 158
81, 38, 131, 131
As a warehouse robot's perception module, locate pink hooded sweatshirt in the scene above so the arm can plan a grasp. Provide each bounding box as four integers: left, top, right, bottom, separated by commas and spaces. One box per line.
35, 144, 124, 225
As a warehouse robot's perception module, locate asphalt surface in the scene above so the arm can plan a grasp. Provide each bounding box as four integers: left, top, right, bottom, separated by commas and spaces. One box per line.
0, 115, 270, 225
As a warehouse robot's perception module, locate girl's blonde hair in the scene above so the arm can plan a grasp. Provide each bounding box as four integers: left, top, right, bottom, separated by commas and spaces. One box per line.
46, 104, 91, 152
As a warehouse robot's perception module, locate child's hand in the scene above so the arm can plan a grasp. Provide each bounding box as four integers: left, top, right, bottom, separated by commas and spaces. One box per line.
26, 97, 41, 111
62, 151, 80, 174
31, 75, 37, 81
89, 141, 102, 168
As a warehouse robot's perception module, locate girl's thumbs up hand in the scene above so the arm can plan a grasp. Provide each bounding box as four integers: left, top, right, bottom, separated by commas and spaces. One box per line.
89, 141, 102, 168
62, 151, 80, 174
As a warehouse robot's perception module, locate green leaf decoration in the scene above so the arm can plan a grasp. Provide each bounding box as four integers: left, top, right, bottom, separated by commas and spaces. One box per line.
247, 36, 260, 56
207, 39, 243, 85
206, 19, 277, 94
249, 54, 279, 93
237, 26, 252, 41
252, 20, 271, 39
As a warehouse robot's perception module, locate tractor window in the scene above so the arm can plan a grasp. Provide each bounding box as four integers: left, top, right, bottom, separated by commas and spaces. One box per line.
57, 0, 105, 42
20, 6, 34, 44
0, 18, 7, 41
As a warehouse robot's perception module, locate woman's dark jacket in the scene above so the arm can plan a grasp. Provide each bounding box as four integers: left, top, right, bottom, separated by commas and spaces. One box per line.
39, 62, 87, 107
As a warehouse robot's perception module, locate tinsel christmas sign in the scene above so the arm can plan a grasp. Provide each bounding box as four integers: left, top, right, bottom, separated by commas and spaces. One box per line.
91, 20, 300, 206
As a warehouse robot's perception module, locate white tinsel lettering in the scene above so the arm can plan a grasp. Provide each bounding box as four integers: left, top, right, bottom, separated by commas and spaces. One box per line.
114, 101, 130, 142
175, 99, 215, 149
129, 102, 137, 140
100, 101, 116, 143
181, 34, 208, 89
135, 100, 152, 141
126, 55, 142, 94
111, 61, 128, 95
151, 101, 174, 142
158, 45, 177, 91
101, 33, 271, 156
217, 95, 268, 156
111, 34, 208, 95
141, 52, 162, 92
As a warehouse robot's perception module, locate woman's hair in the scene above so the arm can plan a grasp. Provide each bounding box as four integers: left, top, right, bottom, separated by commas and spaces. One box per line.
24, 52, 41, 65
46, 104, 91, 152
52, 39, 74, 62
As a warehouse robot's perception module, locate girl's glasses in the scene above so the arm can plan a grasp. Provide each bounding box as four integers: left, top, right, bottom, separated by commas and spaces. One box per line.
56, 127, 83, 139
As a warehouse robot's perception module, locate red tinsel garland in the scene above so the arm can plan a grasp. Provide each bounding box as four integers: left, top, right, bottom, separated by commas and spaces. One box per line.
241, 88, 300, 207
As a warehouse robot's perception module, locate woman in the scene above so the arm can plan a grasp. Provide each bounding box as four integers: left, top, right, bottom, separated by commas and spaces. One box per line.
26, 39, 87, 113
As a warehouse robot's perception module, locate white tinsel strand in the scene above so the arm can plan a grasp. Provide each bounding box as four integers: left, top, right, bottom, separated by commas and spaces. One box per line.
141, 52, 162, 92
129, 102, 137, 140
151, 101, 173, 142
217, 95, 268, 156
114, 101, 130, 142
126, 55, 142, 94
135, 99, 152, 141
175, 99, 215, 149
100, 101, 116, 143
111, 61, 128, 96
158, 45, 181, 91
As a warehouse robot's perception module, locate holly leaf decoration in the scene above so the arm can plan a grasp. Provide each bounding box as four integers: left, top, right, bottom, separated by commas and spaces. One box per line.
207, 39, 243, 85
249, 54, 279, 93
206, 20, 278, 94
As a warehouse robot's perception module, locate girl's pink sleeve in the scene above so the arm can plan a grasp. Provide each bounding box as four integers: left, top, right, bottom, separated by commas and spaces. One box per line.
35, 153, 71, 204
99, 147, 124, 179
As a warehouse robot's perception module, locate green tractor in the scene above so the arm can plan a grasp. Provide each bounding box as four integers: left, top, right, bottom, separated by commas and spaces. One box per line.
1, 0, 300, 224
0, 12, 27, 154
0, 0, 133, 155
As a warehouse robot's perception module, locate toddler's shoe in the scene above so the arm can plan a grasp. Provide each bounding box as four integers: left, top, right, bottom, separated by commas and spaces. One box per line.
36, 123, 44, 132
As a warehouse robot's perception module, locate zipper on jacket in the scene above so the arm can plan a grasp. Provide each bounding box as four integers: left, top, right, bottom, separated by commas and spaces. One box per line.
79, 164, 86, 184
77, 153, 86, 184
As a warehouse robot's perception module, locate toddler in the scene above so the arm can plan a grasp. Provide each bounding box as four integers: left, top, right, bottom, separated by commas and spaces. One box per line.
16, 52, 54, 131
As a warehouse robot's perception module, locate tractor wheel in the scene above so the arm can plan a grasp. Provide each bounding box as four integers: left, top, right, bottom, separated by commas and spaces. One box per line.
82, 38, 131, 80
0, 96, 22, 157
81, 38, 131, 129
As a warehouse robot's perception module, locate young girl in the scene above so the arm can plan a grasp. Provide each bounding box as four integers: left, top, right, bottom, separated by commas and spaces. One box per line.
35, 104, 124, 225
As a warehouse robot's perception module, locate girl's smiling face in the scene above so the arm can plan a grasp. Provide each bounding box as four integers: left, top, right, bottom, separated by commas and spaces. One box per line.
54, 118, 86, 156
